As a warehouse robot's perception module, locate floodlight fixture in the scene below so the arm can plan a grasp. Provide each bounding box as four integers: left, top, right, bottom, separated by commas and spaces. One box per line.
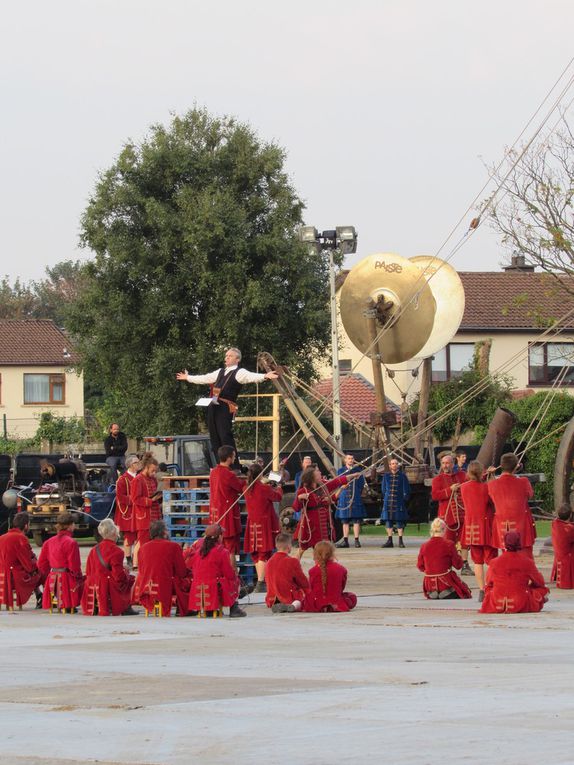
336, 226, 358, 255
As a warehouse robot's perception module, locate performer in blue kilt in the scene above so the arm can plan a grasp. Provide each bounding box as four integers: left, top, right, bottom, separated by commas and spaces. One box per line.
380, 458, 410, 549
335, 455, 366, 548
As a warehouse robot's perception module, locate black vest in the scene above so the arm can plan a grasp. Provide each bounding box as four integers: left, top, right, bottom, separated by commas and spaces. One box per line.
214, 367, 243, 403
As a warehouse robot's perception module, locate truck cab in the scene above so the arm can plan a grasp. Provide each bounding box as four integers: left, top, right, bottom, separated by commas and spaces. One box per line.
143, 435, 216, 476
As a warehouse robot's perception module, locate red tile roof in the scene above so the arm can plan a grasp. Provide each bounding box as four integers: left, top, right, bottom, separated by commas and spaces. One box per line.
0, 320, 78, 366
337, 269, 574, 331
313, 373, 400, 424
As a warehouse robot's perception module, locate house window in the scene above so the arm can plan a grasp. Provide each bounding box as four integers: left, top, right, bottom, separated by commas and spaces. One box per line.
339, 359, 352, 375
431, 343, 474, 383
528, 343, 574, 385
24, 374, 66, 404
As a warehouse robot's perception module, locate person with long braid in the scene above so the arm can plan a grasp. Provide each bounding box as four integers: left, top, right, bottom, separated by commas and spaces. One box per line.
303, 541, 356, 612
130, 452, 162, 552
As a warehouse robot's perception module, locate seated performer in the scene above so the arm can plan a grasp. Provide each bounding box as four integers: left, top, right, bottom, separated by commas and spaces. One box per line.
0, 512, 44, 609
304, 541, 357, 613
133, 520, 190, 617
487, 452, 536, 558
480, 531, 548, 613
131, 452, 162, 551
82, 519, 136, 616
551, 503, 574, 589
293, 465, 355, 559
380, 457, 410, 549
209, 445, 246, 561
243, 463, 281, 593
114, 454, 140, 568
335, 454, 366, 548
38, 512, 84, 612
265, 533, 309, 613
417, 518, 472, 600
431, 453, 470, 573
460, 460, 498, 602
187, 524, 245, 617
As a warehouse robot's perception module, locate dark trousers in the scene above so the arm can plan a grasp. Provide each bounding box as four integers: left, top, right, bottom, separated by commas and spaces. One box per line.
207, 402, 239, 466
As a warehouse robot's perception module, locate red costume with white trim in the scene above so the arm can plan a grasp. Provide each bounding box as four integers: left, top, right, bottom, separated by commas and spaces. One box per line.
293, 476, 347, 551
243, 482, 281, 562
460, 480, 498, 565
550, 519, 574, 588
480, 550, 548, 613
431, 471, 467, 543
0, 528, 43, 608
38, 530, 84, 609
187, 539, 239, 611
487, 474, 536, 554
417, 536, 471, 599
81, 540, 135, 616
303, 560, 357, 612
265, 550, 309, 607
115, 470, 137, 545
131, 472, 161, 546
133, 538, 190, 616
209, 465, 245, 554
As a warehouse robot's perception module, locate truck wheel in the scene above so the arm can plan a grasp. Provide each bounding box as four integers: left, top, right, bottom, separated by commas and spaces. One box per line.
92, 526, 102, 543
32, 531, 48, 547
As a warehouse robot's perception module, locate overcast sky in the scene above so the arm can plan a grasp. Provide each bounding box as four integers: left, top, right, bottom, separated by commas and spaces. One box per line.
1, 1, 573, 283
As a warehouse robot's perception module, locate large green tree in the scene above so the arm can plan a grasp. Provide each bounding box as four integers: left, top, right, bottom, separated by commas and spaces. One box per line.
70, 108, 331, 436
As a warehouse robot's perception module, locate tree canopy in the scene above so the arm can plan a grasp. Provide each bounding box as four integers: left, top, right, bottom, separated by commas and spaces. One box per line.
69, 108, 332, 436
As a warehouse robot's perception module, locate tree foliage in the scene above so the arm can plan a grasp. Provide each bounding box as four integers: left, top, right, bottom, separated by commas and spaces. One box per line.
69, 108, 331, 437
487, 121, 574, 289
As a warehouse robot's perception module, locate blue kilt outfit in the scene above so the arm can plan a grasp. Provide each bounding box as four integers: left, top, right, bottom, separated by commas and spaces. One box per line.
335, 466, 366, 521
380, 471, 410, 528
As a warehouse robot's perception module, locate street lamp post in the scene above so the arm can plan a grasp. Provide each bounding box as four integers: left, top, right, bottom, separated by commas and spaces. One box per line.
298, 226, 358, 470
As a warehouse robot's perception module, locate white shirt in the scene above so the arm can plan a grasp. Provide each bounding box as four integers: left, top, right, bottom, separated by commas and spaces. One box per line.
185, 365, 266, 385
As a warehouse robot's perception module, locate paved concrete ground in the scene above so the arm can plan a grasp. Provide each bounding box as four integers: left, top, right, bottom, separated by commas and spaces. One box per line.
0, 538, 572, 765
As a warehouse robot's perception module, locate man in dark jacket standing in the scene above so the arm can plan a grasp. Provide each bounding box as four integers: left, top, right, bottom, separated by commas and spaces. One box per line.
104, 423, 128, 486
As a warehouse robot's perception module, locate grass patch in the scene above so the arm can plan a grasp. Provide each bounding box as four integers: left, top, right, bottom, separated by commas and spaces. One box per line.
361, 520, 552, 538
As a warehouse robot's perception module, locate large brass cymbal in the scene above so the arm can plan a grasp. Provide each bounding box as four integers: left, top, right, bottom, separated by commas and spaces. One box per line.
340, 253, 436, 364
410, 256, 465, 359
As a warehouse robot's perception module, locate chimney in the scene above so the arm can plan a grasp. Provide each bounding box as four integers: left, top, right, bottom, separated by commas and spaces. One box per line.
503, 254, 535, 272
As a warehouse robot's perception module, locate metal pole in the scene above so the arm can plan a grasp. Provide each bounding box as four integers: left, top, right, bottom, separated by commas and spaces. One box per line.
414, 357, 432, 461
272, 394, 280, 472
329, 248, 342, 470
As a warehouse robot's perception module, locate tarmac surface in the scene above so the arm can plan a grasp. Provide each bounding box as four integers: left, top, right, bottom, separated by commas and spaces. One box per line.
1, 537, 572, 765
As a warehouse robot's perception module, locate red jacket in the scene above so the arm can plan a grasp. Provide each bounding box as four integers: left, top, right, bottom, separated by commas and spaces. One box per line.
244, 482, 281, 554
81, 539, 134, 615
131, 472, 161, 532
417, 536, 471, 599
487, 474, 536, 549
0, 528, 43, 607
303, 559, 357, 612
431, 471, 467, 530
460, 480, 495, 548
187, 539, 239, 611
133, 538, 190, 616
38, 530, 84, 609
292, 476, 347, 551
551, 519, 574, 588
481, 550, 548, 613
209, 465, 245, 540
265, 550, 309, 607
115, 471, 136, 533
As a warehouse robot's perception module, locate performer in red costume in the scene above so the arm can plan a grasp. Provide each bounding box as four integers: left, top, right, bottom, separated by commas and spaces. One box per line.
82, 519, 136, 616
551, 503, 574, 589
133, 520, 190, 617
186, 524, 245, 617
480, 531, 548, 613
131, 452, 162, 551
38, 512, 84, 611
487, 453, 536, 557
209, 445, 246, 558
303, 541, 357, 612
0, 512, 44, 609
265, 533, 309, 613
243, 462, 281, 592
417, 518, 472, 599
460, 460, 498, 602
114, 454, 140, 567
292, 465, 356, 558
431, 453, 471, 573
